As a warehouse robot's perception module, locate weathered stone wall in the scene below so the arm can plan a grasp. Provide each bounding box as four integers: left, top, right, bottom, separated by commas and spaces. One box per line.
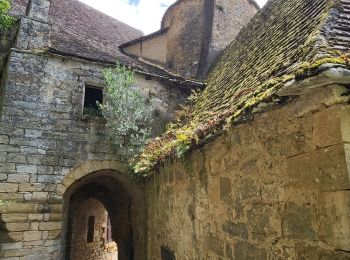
0, 52, 187, 259
202, 0, 257, 75
68, 198, 117, 260
163, 0, 206, 78
123, 33, 168, 66
0, 3, 190, 258
145, 86, 350, 259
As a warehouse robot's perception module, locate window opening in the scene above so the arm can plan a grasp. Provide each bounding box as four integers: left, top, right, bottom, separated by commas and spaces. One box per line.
87, 216, 95, 243
106, 215, 113, 242
83, 85, 103, 116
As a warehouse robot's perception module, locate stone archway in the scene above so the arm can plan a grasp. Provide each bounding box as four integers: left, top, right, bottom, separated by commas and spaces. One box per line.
58, 161, 146, 260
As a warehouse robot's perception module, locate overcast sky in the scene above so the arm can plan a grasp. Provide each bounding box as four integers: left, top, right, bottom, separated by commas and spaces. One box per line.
79, 0, 268, 34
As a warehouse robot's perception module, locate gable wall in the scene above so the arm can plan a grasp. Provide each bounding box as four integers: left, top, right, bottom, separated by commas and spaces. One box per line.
123, 33, 168, 66
145, 85, 350, 259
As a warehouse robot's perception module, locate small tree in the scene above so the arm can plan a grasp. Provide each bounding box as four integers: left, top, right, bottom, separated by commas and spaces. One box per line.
99, 63, 154, 155
0, 0, 15, 33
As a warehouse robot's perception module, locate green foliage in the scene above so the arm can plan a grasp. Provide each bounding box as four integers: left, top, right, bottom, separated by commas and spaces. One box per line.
0, 200, 15, 205
99, 63, 154, 155
0, 0, 15, 33
133, 54, 350, 177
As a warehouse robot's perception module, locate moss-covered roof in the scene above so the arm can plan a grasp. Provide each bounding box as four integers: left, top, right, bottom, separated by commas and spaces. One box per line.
196, 0, 348, 120
135, 0, 350, 175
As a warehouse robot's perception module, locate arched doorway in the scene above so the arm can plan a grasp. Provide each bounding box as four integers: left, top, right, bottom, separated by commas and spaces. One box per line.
62, 169, 145, 260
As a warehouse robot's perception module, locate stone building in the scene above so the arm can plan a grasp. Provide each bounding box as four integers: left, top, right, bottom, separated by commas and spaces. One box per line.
0, 0, 258, 259
1, 0, 350, 259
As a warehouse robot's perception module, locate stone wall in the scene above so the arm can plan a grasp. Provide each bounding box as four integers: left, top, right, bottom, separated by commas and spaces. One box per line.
163, 0, 206, 78
145, 85, 350, 259
68, 198, 117, 260
0, 3, 190, 258
202, 0, 258, 75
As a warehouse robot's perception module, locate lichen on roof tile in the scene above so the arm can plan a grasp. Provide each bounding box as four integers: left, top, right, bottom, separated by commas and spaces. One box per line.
135, 0, 350, 175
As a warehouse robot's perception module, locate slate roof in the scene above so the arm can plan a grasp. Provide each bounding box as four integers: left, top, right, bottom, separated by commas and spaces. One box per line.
135, 0, 350, 174
10, 0, 204, 88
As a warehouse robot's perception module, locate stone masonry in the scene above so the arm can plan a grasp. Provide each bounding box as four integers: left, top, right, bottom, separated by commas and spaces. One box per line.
1, 0, 350, 259
0, 0, 190, 259
145, 85, 350, 259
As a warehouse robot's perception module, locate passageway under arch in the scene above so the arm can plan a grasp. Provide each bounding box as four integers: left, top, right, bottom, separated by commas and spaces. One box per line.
62, 170, 145, 260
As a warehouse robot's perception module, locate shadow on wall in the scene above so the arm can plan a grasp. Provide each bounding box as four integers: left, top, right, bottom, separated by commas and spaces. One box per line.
62, 169, 145, 260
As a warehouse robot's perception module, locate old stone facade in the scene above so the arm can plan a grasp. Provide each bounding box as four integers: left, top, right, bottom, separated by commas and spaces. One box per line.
0, 0, 195, 259
0, 0, 350, 260
145, 86, 350, 259
68, 198, 117, 260
120, 0, 258, 79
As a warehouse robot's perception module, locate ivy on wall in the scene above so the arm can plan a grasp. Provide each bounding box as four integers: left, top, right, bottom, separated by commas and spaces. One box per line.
0, 0, 15, 33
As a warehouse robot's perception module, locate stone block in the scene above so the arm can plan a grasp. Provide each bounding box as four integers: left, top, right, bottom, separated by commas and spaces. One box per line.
0, 242, 23, 250
16, 18, 51, 50
3, 249, 32, 257
234, 240, 267, 260
30, 222, 39, 231
205, 233, 224, 257
24, 129, 42, 139
7, 174, 30, 183
0, 193, 23, 201
5, 223, 30, 232
296, 243, 350, 260
220, 177, 231, 202
38, 221, 61, 231
0, 144, 19, 153
37, 165, 54, 175
26, 155, 43, 165
0, 231, 23, 242
222, 221, 248, 239
311, 106, 348, 147
28, 214, 44, 221
0, 203, 34, 214
16, 165, 37, 174
322, 191, 350, 251
48, 213, 63, 221
40, 155, 58, 166
0, 152, 6, 163
6, 153, 27, 164
0, 183, 18, 193
0, 163, 16, 173
286, 144, 349, 190
18, 183, 43, 192
0, 135, 9, 144
0, 173, 8, 181
24, 193, 33, 201
47, 230, 61, 239
1, 214, 28, 223
281, 203, 317, 240
31, 192, 48, 202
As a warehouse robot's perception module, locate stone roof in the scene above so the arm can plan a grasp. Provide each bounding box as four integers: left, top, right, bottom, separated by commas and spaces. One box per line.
196, 0, 350, 121
49, 0, 143, 63
134, 0, 350, 175
10, 0, 204, 89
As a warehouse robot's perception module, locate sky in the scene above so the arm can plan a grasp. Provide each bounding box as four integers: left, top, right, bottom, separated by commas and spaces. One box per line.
79, 0, 268, 34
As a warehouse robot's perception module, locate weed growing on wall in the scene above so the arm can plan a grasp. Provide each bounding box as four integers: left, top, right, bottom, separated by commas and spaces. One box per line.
99, 63, 154, 155
0, 0, 15, 33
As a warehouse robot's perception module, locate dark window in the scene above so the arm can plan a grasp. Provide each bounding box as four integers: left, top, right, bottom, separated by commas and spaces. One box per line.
87, 216, 95, 243
83, 86, 103, 116
106, 215, 112, 242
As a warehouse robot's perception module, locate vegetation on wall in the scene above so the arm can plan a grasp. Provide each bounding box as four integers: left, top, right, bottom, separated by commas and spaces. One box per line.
133, 54, 350, 176
99, 63, 155, 155
0, 0, 15, 33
